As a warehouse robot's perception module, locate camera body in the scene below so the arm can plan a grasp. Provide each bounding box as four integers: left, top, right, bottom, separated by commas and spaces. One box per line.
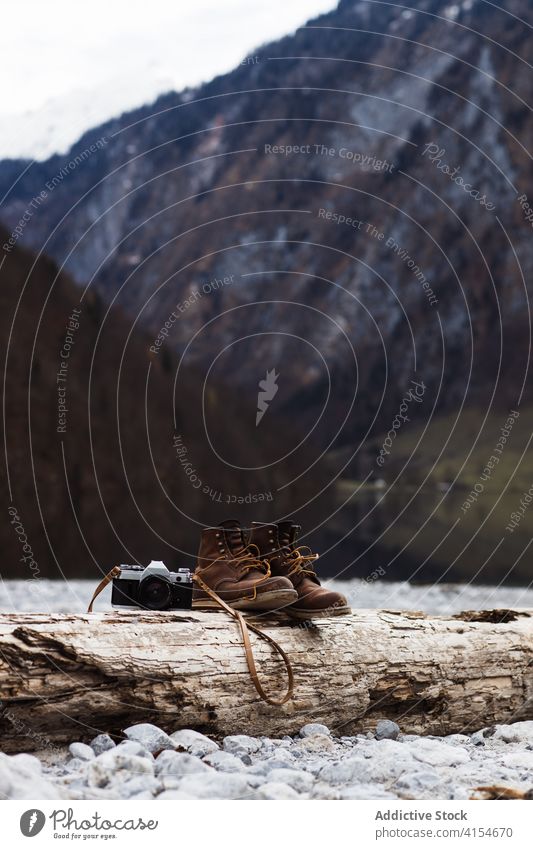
111, 561, 193, 610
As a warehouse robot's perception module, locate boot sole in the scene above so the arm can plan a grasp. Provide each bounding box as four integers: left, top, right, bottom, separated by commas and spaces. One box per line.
192, 588, 298, 612
285, 605, 352, 620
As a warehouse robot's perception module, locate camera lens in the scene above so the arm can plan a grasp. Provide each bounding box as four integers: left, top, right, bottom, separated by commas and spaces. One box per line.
139, 576, 172, 610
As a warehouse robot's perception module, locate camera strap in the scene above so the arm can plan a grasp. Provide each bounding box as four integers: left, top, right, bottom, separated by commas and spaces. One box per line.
87, 566, 121, 613
87, 567, 294, 706
193, 573, 294, 706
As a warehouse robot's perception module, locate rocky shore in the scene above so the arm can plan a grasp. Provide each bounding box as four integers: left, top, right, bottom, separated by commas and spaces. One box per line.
2, 721, 533, 801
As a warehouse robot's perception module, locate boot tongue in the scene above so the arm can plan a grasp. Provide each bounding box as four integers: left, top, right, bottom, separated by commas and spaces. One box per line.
218, 519, 246, 554
277, 521, 299, 549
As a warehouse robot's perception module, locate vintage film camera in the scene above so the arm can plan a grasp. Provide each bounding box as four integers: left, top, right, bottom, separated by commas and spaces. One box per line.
111, 561, 193, 610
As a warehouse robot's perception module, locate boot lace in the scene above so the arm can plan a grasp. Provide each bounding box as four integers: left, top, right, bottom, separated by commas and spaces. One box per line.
285, 545, 319, 579
215, 543, 272, 600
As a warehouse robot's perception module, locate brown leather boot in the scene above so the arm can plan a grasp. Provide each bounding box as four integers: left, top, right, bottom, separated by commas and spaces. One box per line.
249, 521, 351, 619
192, 519, 298, 612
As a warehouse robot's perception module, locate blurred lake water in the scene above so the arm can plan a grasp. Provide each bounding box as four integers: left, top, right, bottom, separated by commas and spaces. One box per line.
315, 482, 532, 586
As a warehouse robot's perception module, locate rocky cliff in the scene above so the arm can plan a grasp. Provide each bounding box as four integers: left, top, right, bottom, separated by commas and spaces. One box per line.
0, 0, 531, 453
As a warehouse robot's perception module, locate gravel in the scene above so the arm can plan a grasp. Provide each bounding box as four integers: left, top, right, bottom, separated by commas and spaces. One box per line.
154, 751, 212, 777
299, 723, 331, 738
170, 729, 219, 757
1, 720, 533, 800
203, 751, 246, 772
123, 723, 176, 754
69, 742, 94, 761
375, 720, 400, 741
223, 735, 262, 756
90, 734, 116, 755
118, 741, 154, 760
86, 750, 154, 790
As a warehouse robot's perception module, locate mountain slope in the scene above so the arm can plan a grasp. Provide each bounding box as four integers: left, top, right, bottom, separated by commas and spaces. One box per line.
0, 0, 532, 462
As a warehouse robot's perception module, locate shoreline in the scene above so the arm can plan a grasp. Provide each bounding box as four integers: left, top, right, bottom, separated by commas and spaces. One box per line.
2, 577, 533, 615
2, 721, 533, 801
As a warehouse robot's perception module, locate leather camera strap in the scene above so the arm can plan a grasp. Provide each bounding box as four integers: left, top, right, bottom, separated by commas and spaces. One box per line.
87, 567, 294, 706
192, 573, 294, 706
87, 566, 121, 613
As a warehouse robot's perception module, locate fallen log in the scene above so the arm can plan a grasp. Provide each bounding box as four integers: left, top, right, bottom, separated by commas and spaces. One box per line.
0, 608, 532, 752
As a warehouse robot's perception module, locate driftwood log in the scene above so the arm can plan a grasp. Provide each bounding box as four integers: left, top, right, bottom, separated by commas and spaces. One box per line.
0, 608, 532, 752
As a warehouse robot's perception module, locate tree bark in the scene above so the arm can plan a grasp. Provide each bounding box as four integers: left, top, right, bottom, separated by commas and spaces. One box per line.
0, 608, 532, 752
